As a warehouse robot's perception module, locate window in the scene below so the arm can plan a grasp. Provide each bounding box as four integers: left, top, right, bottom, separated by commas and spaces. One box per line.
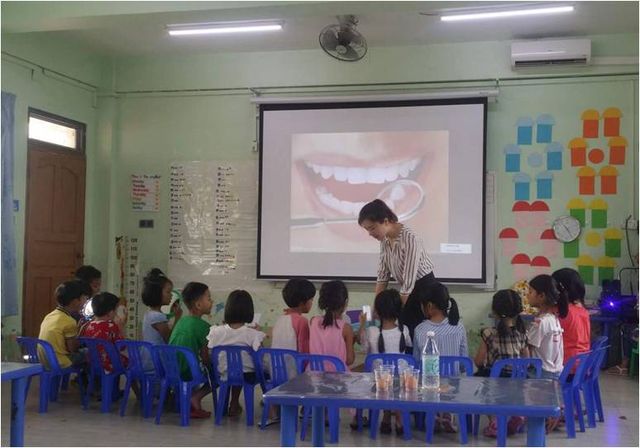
28, 109, 85, 151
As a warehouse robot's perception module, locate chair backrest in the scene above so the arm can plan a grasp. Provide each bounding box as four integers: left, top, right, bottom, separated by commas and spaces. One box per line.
584, 346, 608, 383
77, 337, 124, 374
559, 351, 591, 386
295, 354, 346, 373
490, 357, 542, 378
153, 344, 204, 385
115, 340, 157, 377
440, 355, 474, 377
16, 336, 62, 372
364, 353, 416, 375
211, 345, 257, 386
591, 336, 608, 350
255, 348, 298, 391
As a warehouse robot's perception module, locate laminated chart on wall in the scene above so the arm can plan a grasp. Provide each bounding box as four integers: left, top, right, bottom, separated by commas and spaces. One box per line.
131, 174, 161, 212
115, 236, 140, 339
168, 160, 258, 290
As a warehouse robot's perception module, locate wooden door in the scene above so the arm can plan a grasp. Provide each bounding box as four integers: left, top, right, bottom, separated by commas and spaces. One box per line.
23, 142, 86, 336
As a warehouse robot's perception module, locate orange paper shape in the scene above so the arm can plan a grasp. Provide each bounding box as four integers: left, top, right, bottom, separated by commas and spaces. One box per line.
569, 138, 587, 166
608, 136, 627, 165
577, 166, 596, 195
603, 108, 622, 137
581, 109, 599, 138
599, 166, 618, 194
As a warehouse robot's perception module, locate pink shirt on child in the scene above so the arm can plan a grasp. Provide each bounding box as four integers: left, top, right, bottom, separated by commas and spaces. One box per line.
309, 316, 348, 371
271, 309, 310, 353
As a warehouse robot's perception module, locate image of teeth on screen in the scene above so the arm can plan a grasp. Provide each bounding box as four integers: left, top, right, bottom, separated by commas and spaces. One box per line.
259, 100, 486, 282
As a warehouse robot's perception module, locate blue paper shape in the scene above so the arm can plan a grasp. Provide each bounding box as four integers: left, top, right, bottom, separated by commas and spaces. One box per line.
545, 143, 563, 170
513, 173, 531, 200
536, 114, 555, 143
506, 154, 520, 172
536, 172, 553, 199
527, 152, 543, 168
516, 117, 534, 145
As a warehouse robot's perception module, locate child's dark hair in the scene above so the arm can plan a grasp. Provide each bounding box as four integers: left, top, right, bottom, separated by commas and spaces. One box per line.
374, 289, 406, 353
282, 278, 316, 308
55, 280, 91, 306
552, 268, 585, 305
358, 199, 398, 225
75, 265, 101, 283
492, 289, 526, 338
181, 282, 209, 309
318, 280, 348, 328
141, 268, 173, 307
420, 282, 460, 326
91, 292, 120, 317
529, 274, 569, 318
224, 290, 254, 324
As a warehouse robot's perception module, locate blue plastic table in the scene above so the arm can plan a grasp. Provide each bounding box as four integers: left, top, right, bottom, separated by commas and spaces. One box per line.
2, 362, 43, 447
264, 371, 561, 447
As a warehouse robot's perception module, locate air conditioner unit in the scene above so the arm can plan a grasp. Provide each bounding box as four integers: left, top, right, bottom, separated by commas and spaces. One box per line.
511, 39, 591, 68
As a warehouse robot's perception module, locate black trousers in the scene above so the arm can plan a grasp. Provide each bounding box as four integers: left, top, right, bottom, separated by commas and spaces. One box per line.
400, 272, 437, 343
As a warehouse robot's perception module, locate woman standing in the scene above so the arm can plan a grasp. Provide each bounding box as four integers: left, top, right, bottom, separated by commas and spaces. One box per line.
358, 199, 436, 341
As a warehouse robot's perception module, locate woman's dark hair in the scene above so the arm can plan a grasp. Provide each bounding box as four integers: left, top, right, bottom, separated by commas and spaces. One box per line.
419, 282, 460, 326
224, 290, 254, 324
91, 292, 120, 317
55, 280, 91, 306
75, 265, 101, 282
282, 278, 316, 308
374, 289, 406, 353
492, 289, 525, 337
141, 268, 173, 307
552, 268, 585, 305
318, 280, 348, 328
357, 199, 398, 225
529, 274, 569, 318
181, 282, 209, 309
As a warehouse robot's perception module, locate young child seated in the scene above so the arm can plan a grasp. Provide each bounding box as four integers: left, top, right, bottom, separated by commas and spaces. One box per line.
207, 290, 266, 418
271, 278, 315, 353
358, 288, 411, 436
169, 282, 213, 418
142, 268, 182, 345
39, 280, 91, 368
79, 292, 128, 372
473, 289, 529, 437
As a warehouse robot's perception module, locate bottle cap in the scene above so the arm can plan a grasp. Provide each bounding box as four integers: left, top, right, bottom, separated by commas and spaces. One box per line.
426, 331, 435, 337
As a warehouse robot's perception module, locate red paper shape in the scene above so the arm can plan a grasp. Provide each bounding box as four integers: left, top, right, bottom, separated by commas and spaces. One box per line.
579, 177, 595, 195
583, 119, 599, 138
499, 228, 519, 239
588, 148, 604, 164
604, 117, 620, 137
531, 256, 551, 267
530, 201, 550, 212
610, 146, 625, 165
511, 253, 531, 265
601, 176, 617, 194
571, 147, 586, 166
540, 229, 555, 240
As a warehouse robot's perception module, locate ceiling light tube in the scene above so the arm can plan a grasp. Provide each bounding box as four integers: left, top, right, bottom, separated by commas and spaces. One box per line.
441, 5, 574, 22
168, 22, 283, 36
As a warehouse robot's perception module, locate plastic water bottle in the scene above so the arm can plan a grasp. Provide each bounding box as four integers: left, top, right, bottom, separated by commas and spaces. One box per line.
421, 331, 440, 391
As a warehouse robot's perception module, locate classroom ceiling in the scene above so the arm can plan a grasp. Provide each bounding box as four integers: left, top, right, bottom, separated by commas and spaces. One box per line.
2, 1, 638, 56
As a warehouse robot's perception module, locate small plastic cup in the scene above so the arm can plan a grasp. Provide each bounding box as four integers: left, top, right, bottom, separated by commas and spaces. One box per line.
404, 368, 420, 392
374, 366, 390, 392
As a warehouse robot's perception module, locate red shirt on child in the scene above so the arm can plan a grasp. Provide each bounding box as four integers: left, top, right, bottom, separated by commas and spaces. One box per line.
559, 303, 591, 365
80, 320, 127, 372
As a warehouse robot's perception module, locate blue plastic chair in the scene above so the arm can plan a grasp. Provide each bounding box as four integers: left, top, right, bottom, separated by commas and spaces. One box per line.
211, 345, 260, 426
582, 346, 608, 427
559, 351, 592, 438
295, 354, 346, 443
591, 336, 608, 350
423, 356, 474, 445
16, 336, 86, 412
360, 353, 416, 441
78, 337, 125, 413
472, 358, 542, 447
153, 344, 210, 426
115, 340, 161, 418
255, 348, 299, 429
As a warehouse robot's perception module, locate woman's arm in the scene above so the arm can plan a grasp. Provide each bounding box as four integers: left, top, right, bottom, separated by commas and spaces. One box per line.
343, 324, 355, 366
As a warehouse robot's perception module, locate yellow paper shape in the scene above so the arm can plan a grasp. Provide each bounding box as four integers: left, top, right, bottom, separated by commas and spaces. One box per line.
585, 231, 601, 247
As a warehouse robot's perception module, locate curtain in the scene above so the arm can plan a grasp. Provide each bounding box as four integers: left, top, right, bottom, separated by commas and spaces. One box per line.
1, 91, 18, 316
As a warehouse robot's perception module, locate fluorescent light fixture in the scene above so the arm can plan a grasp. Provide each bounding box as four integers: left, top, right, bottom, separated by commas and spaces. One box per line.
167, 21, 283, 36
441, 5, 574, 22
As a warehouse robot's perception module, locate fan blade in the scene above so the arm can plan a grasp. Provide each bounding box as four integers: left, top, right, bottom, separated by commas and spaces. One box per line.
342, 46, 360, 60
320, 28, 339, 51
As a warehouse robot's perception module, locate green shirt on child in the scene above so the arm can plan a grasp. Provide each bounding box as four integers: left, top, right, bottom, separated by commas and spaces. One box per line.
169, 315, 211, 379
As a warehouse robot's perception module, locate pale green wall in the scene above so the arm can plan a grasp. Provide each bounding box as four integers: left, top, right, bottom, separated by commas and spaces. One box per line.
2, 31, 638, 356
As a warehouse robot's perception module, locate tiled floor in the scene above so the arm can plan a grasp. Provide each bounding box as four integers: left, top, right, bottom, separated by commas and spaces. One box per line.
1, 374, 638, 447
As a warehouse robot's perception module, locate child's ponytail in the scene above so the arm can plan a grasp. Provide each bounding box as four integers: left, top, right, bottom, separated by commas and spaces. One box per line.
398, 322, 407, 353
447, 297, 460, 326
555, 280, 570, 319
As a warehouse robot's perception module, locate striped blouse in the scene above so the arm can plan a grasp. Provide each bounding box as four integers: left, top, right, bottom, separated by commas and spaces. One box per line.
412, 318, 468, 361
377, 225, 435, 296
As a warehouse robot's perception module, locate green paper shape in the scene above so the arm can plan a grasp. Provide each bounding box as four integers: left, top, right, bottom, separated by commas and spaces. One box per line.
605, 239, 621, 257
564, 240, 580, 258
570, 208, 586, 227
578, 266, 594, 285
599, 267, 614, 282
592, 210, 607, 229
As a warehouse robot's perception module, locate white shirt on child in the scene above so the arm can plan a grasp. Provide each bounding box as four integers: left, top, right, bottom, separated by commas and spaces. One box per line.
527, 313, 564, 373
363, 325, 412, 354
206, 324, 266, 373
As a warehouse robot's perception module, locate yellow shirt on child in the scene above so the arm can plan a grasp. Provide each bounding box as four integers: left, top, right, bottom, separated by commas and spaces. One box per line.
38, 308, 78, 368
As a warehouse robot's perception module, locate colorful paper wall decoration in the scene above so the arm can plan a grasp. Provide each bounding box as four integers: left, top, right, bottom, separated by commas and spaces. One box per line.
540, 229, 559, 258
598, 256, 616, 282
545, 142, 563, 170
564, 239, 580, 258
504, 144, 522, 172
527, 152, 543, 168
599, 166, 618, 194
568, 138, 588, 166
499, 227, 519, 257
602, 107, 622, 137
567, 198, 587, 226
536, 171, 553, 199
529, 201, 549, 227
581, 109, 600, 138
588, 148, 604, 164
608, 137, 627, 165
531, 255, 551, 275
511, 253, 531, 280
516, 117, 534, 145
603, 228, 623, 257
585, 231, 601, 247
536, 114, 555, 143
513, 173, 531, 200
576, 254, 596, 284
589, 199, 608, 228
577, 166, 596, 195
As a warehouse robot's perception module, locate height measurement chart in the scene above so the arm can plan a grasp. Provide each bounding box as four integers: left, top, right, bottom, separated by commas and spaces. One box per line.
115, 235, 140, 339
168, 161, 257, 286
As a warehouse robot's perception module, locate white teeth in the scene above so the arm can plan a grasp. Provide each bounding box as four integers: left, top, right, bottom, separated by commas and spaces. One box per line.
305, 158, 420, 185
316, 189, 367, 217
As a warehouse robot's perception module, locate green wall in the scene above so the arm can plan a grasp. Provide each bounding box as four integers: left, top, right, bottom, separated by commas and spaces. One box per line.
2, 30, 638, 355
